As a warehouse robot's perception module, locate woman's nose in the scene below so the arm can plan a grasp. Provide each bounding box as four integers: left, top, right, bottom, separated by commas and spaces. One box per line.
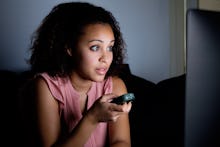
99, 50, 110, 63
99, 54, 107, 63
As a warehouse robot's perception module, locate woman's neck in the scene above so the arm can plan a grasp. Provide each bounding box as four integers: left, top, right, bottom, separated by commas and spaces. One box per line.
69, 73, 92, 94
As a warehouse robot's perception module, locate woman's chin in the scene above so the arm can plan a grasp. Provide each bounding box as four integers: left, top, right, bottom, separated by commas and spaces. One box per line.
92, 75, 106, 82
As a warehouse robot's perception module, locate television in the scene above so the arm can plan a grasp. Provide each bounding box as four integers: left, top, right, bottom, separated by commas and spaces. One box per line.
185, 9, 220, 147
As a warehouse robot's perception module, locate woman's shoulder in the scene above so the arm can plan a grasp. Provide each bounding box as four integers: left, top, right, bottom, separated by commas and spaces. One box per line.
101, 76, 125, 89
35, 73, 69, 85
111, 76, 123, 82
111, 76, 127, 95
111, 76, 125, 85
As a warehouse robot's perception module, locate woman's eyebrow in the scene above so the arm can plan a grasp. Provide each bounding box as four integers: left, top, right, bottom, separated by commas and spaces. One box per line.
89, 39, 103, 43
88, 39, 115, 43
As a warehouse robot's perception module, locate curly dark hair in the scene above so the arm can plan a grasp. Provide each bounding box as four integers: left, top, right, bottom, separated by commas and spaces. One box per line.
28, 2, 126, 77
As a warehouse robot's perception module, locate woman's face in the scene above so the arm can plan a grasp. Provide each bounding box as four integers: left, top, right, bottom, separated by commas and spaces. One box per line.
72, 23, 114, 82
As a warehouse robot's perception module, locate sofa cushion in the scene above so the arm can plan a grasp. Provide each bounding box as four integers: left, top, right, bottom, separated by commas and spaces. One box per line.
153, 74, 186, 146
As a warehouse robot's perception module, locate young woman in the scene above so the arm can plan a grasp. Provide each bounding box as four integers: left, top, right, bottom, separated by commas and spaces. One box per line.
28, 2, 132, 147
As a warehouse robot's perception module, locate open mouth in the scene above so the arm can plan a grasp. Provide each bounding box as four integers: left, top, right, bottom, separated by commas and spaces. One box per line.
96, 68, 108, 75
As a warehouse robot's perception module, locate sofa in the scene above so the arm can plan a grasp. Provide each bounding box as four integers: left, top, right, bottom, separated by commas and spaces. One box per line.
0, 64, 185, 147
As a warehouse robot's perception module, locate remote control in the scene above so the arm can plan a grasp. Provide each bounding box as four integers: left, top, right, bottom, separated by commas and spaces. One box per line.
111, 93, 135, 105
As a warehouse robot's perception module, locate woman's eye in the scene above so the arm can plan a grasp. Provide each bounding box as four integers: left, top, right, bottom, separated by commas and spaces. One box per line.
107, 46, 113, 51
90, 45, 99, 51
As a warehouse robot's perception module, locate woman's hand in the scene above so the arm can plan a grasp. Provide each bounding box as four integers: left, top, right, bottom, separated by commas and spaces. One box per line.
87, 93, 132, 123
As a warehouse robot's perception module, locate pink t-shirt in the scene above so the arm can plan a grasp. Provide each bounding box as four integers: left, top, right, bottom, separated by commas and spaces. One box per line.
39, 73, 113, 147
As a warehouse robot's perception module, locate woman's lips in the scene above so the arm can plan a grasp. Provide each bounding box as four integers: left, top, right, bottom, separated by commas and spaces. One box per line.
96, 68, 108, 75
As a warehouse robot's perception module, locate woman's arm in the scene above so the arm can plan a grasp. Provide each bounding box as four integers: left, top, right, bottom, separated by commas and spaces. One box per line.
35, 77, 99, 147
34, 77, 61, 147
108, 76, 132, 147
